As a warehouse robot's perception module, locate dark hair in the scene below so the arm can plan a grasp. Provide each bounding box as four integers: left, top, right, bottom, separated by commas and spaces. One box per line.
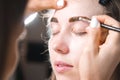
99, 0, 112, 6
103, 0, 120, 21
0, 0, 27, 79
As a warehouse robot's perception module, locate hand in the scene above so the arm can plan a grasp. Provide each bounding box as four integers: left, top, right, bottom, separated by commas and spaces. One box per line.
79, 15, 120, 80
25, 0, 65, 17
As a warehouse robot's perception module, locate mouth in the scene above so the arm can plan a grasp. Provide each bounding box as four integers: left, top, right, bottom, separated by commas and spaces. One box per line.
54, 61, 73, 73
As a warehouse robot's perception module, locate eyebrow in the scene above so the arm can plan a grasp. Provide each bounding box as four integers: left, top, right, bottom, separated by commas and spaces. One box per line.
50, 17, 58, 23
50, 16, 91, 23
69, 16, 91, 22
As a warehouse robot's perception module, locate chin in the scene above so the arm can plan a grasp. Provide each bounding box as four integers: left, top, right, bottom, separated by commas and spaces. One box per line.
54, 70, 80, 80
56, 75, 80, 80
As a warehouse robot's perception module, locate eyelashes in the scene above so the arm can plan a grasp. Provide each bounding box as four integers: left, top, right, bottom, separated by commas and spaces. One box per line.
49, 26, 87, 36
50, 29, 87, 36
48, 23, 60, 36
72, 26, 87, 36
49, 22, 89, 36
74, 32, 87, 36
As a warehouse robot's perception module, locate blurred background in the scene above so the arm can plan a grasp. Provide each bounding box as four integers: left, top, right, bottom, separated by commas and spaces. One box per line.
10, 12, 52, 80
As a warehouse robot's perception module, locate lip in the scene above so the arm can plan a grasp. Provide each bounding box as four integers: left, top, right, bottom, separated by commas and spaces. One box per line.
54, 61, 73, 73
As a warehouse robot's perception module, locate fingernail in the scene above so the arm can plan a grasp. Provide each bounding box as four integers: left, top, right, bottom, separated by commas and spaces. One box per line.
57, 0, 64, 7
90, 17, 99, 28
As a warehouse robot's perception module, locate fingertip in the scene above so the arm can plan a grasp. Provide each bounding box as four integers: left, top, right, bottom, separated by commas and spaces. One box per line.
86, 16, 100, 35
90, 16, 100, 28
57, 0, 64, 7
56, 0, 66, 9
86, 17, 101, 42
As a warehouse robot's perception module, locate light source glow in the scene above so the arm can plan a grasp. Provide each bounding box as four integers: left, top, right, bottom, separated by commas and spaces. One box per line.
24, 12, 38, 25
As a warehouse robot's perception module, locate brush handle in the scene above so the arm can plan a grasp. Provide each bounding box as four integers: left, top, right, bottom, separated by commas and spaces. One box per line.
101, 24, 120, 32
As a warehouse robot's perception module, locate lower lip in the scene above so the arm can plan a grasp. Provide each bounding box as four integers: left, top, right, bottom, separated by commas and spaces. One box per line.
55, 65, 73, 73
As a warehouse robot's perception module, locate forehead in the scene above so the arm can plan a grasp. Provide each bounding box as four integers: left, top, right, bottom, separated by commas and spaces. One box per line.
54, 0, 105, 19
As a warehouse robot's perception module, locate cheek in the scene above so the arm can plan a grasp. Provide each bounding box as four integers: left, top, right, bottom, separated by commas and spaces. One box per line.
48, 39, 54, 62
70, 37, 87, 51
70, 38, 87, 64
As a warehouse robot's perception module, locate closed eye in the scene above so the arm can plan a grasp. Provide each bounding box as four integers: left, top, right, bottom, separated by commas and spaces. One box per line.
74, 32, 87, 36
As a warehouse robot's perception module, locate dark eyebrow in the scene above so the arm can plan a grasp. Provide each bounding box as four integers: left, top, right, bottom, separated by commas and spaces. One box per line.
69, 16, 90, 22
50, 17, 58, 23
50, 16, 90, 23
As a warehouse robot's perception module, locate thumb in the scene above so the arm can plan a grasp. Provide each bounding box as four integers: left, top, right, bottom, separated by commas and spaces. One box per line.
27, 0, 65, 12
56, 0, 65, 9
25, 0, 65, 18
86, 17, 101, 54
39, 0, 65, 9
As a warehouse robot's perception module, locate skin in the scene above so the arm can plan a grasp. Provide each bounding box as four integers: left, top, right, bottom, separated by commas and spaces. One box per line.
25, 0, 65, 18
3, 22, 24, 80
4, 0, 65, 80
48, 0, 120, 80
79, 15, 120, 80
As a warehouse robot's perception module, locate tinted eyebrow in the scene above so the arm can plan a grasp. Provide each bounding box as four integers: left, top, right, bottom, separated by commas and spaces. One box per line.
69, 16, 91, 22
50, 16, 91, 23
50, 17, 58, 23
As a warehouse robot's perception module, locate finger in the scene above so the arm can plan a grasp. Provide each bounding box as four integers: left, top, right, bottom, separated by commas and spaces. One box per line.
32, 0, 65, 11
96, 15, 120, 73
95, 15, 120, 46
85, 17, 101, 55
56, 0, 66, 9
25, 0, 65, 17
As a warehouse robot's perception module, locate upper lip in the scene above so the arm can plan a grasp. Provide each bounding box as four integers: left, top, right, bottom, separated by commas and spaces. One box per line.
54, 61, 73, 67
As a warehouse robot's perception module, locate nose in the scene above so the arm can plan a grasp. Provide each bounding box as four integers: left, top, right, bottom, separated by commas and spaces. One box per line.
53, 38, 69, 54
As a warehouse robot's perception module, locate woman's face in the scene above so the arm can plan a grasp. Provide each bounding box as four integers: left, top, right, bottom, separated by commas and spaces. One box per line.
49, 0, 104, 80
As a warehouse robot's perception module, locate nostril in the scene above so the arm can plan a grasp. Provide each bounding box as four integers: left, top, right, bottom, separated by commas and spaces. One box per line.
53, 42, 69, 54
55, 48, 63, 53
